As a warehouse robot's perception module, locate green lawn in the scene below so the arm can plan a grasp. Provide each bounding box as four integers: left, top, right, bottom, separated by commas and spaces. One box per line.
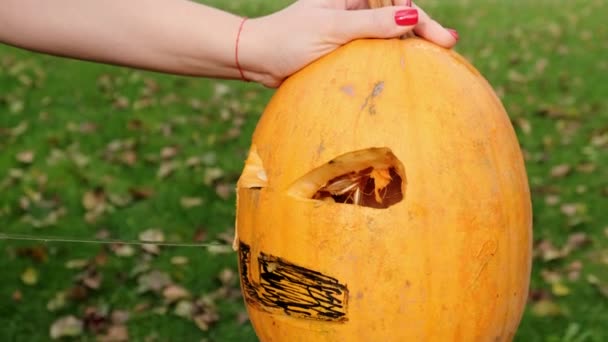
1, 0, 607, 341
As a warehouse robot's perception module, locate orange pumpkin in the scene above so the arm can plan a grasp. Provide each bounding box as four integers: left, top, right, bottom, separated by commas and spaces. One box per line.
235, 6, 532, 341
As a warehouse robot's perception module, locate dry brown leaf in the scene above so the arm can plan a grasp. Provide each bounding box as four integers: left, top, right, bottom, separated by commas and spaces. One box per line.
562, 232, 591, 255
550, 164, 571, 178
161, 146, 179, 159
170, 256, 189, 266
174, 300, 194, 318
12, 290, 22, 302
218, 268, 237, 286
65, 259, 89, 270
16, 150, 35, 164
163, 285, 191, 303
120, 150, 137, 166
534, 239, 562, 261
82, 188, 106, 211
129, 187, 154, 200
180, 197, 203, 208
110, 310, 130, 325
137, 270, 172, 293
193, 312, 219, 332
157, 161, 177, 179
98, 325, 129, 342
236, 311, 250, 325
139, 228, 165, 254
215, 183, 233, 200
50, 316, 83, 339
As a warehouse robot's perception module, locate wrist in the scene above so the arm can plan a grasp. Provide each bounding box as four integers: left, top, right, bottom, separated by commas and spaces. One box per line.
236, 16, 282, 87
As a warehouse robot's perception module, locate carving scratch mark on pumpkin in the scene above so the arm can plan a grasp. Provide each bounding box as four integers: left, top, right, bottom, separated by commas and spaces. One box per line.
239, 241, 348, 322
360, 81, 384, 115
467, 239, 498, 292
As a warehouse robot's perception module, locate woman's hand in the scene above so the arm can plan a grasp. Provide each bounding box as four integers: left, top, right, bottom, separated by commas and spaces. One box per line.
240, 0, 459, 87
0, 0, 456, 88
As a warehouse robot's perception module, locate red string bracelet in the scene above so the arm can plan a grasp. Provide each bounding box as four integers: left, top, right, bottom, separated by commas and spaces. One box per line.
235, 17, 248, 82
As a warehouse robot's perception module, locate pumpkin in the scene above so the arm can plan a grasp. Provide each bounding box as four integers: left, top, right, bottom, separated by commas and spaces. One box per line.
235, 2, 532, 341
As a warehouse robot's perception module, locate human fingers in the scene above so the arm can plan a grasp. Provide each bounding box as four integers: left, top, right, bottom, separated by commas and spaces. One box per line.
329, 5, 419, 42
410, 2, 458, 47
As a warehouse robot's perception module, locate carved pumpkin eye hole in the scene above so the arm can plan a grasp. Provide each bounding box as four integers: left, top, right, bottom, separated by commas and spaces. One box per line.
289, 148, 406, 209
313, 166, 403, 208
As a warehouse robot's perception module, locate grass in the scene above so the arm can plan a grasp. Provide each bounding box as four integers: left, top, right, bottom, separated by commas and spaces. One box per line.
1, 0, 607, 341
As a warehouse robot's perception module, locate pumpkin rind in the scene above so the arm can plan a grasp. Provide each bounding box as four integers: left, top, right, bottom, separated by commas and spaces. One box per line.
236, 38, 532, 341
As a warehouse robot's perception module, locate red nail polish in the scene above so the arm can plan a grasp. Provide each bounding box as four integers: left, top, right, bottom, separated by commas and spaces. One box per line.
447, 28, 459, 41
395, 9, 418, 26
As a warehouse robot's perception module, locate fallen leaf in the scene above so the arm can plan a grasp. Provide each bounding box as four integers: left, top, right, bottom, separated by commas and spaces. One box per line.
12, 290, 22, 302
65, 259, 89, 270
541, 269, 562, 284
21, 267, 39, 286
562, 232, 591, 255
83, 305, 109, 333
98, 325, 129, 342
534, 239, 562, 261
566, 260, 583, 281
207, 244, 233, 255
587, 274, 608, 298
236, 311, 249, 325
215, 183, 233, 200
82, 188, 106, 211
161, 146, 179, 159
180, 197, 203, 209
77, 268, 103, 290
110, 310, 130, 325
204, 167, 224, 186
67, 285, 89, 301
218, 268, 237, 286
531, 299, 562, 317
139, 228, 165, 254
173, 300, 194, 318
129, 187, 155, 200
157, 161, 177, 179
10, 121, 28, 137
576, 163, 596, 174
186, 156, 202, 168
170, 256, 189, 266
544, 194, 560, 206
550, 164, 571, 178
16, 245, 48, 262
112, 244, 136, 258
193, 227, 207, 242
16, 150, 35, 164
193, 312, 219, 331
108, 193, 132, 207
137, 270, 172, 293
163, 285, 191, 303
47, 291, 67, 311
551, 282, 570, 297
50, 316, 83, 339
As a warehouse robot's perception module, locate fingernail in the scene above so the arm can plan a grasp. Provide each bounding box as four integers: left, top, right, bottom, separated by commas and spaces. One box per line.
395, 9, 418, 26
447, 28, 459, 41
406, 0, 412, 6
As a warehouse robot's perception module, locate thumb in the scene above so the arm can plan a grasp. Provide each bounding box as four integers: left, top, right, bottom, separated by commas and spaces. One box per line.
332, 6, 418, 43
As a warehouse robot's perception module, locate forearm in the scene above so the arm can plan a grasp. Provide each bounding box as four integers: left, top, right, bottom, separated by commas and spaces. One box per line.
0, 0, 262, 80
